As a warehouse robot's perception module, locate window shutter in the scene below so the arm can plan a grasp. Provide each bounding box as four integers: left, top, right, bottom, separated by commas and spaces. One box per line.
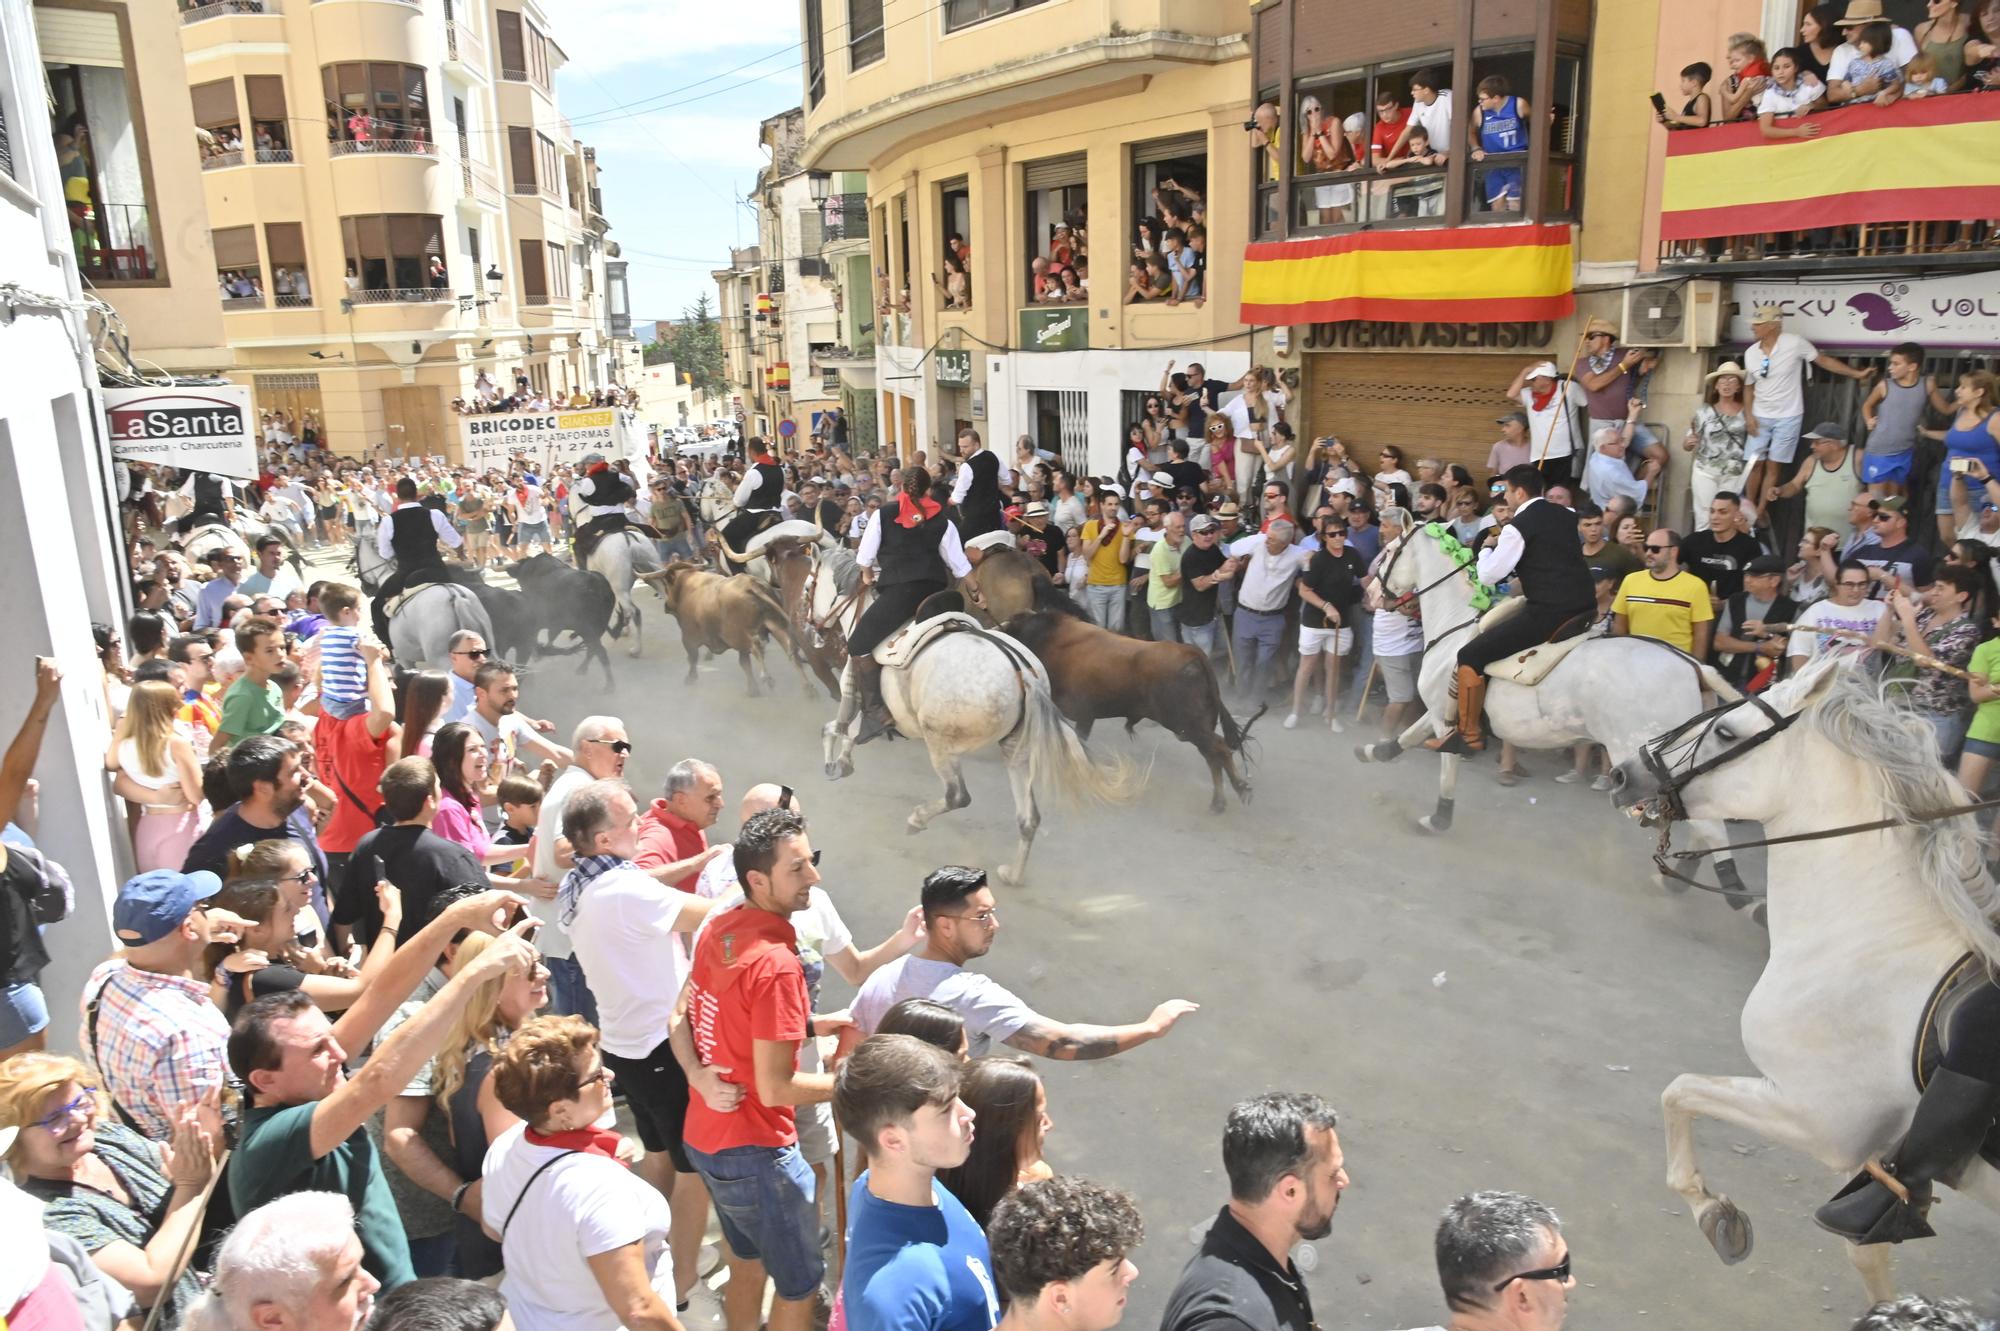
519, 239, 546, 300
496, 11, 526, 72
212, 225, 259, 268
1022, 153, 1086, 191
265, 222, 306, 268
245, 76, 286, 122
1132, 133, 1205, 166
509, 127, 535, 192
191, 81, 240, 129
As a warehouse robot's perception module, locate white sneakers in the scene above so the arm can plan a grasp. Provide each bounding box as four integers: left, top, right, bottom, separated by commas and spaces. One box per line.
1287, 710, 1343, 732
1284, 713, 1299, 729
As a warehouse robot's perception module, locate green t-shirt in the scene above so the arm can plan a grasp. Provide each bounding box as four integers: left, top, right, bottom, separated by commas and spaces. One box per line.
1969, 638, 2000, 745
218, 675, 285, 745
1148, 537, 1186, 610
232, 1101, 416, 1288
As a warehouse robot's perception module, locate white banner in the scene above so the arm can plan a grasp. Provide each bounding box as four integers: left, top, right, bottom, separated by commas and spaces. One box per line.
1727, 273, 2000, 349
459, 408, 646, 472
103, 384, 258, 480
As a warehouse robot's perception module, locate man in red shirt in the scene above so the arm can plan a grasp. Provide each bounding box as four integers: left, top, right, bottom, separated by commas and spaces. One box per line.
671, 808, 829, 1331
634, 757, 725, 889
314, 638, 397, 891
1368, 91, 1411, 164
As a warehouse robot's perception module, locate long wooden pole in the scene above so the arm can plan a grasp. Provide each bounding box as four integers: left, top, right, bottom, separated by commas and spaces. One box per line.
1760, 623, 1981, 682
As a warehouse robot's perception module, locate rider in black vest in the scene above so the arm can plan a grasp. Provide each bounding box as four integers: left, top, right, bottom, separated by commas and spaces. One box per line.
950, 428, 1011, 539
718, 441, 788, 566
570, 454, 639, 565
1426, 464, 1596, 755
843, 466, 975, 743
173, 470, 236, 536
370, 476, 466, 645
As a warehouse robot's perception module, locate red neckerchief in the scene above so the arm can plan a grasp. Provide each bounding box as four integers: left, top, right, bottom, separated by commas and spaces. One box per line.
753, 450, 776, 467
586, 461, 610, 477
524, 1124, 623, 1160
895, 493, 942, 528
1529, 382, 1559, 412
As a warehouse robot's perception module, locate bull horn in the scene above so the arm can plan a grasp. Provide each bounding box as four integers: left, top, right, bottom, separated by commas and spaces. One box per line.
637, 567, 675, 585
810, 510, 825, 543
714, 531, 757, 565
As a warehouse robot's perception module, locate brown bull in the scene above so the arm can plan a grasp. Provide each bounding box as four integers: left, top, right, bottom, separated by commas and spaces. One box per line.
644, 560, 815, 697
760, 536, 847, 698
966, 545, 1053, 624
1000, 600, 1260, 813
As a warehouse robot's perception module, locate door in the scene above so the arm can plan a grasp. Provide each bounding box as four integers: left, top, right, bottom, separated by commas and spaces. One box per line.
383, 386, 448, 461
897, 393, 916, 463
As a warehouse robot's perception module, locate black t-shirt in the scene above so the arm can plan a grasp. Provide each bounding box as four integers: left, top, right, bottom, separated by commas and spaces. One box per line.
183, 805, 330, 889
1164, 459, 1208, 495
1678, 529, 1764, 601
1013, 523, 1064, 579
1300, 547, 1366, 629
1176, 543, 1228, 626
333, 824, 485, 943
223, 962, 306, 1022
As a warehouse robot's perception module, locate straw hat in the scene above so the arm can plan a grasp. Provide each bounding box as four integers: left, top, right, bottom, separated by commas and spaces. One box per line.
1836, 0, 1885, 23
1583, 315, 1619, 339
1704, 361, 1749, 382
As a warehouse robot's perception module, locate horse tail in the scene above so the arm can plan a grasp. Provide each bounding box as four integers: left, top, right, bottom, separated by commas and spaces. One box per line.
1015, 674, 1143, 807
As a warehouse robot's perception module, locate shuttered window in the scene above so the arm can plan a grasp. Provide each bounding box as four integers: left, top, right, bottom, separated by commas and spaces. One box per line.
508, 127, 535, 193
1022, 153, 1086, 191
341, 214, 443, 292
265, 223, 306, 268
191, 80, 238, 131
1304, 351, 1535, 478
1132, 134, 1204, 167
34, 7, 122, 67
518, 239, 547, 302
245, 76, 285, 121
496, 10, 526, 76
849, 0, 885, 67
212, 225, 259, 268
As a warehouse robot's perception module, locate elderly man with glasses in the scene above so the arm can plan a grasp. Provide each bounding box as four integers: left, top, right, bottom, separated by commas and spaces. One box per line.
530, 715, 630, 1022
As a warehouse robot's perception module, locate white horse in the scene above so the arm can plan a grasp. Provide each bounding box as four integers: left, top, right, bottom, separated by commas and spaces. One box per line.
698, 472, 738, 528
821, 622, 1138, 885
1355, 525, 1755, 898
586, 529, 667, 658
164, 492, 303, 574
349, 535, 495, 669
1612, 660, 2000, 1304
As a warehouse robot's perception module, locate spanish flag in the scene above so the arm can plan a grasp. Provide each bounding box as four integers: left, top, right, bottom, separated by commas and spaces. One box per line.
1661, 96, 2000, 241
1240, 223, 1575, 325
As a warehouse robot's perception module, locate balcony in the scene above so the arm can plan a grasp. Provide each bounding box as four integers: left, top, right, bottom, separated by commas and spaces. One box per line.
181, 0, 280, 23
330, 136, 438, 158
444, 21, 487, 77
1654, 96, 2000, 274
200, 144, 296, 170
457, 159, 502, 214
819, 192, 869, 248
347, 287, 453, 304
73, 204, 157, 283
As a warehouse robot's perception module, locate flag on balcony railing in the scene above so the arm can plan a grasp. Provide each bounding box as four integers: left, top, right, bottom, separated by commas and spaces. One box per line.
1660, 96, 2000, 241
1239, 223, 1574, 325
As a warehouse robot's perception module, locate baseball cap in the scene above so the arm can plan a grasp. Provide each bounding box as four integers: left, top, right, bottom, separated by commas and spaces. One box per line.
1878, 496, 1908, 514
1496, 410, 1529, 427
1804, 421, 1848, 444
1746, 554, 1788, 576
1190, 514, 1219, 533
113, 869, 222, 945
1525, 361, 1559, 380
1329, 476, 1362, 498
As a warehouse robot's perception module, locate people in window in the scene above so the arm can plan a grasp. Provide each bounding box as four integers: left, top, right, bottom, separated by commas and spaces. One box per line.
1469, 75, 1528, 212
1719, 33, 1773, 121
1757, 48, 1828, 140
1658, 62, 1715, 128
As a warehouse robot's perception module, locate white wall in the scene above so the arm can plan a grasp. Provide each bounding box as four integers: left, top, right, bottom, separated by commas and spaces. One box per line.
989, 348, 1252, 477
1, 0, 140, 1051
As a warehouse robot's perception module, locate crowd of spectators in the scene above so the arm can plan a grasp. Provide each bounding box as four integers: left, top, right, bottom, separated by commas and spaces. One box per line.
451, 370, 640, 417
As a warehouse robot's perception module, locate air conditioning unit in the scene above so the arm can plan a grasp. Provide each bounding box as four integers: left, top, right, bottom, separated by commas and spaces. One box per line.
1621, 279, 1723, 350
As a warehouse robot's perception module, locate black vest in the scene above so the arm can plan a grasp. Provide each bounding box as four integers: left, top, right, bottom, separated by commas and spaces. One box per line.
390, 505, 445, 571
961, 451, 1002, 516
878, 510, 950, 587
1508, 499, 1594, 611
746, 461, 785, 510
581, 470, 634, 509
1720, 590, 1798, 685
193, 473, 227, 512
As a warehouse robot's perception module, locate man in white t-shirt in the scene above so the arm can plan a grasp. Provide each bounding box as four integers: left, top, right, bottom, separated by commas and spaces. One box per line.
844, 866, 1196, 1063
1507, 360, 1588, 482
1787, 559, 1888, 671
1392, 66, 1455, 162
560, 776, 723, 1315
1826, 17, 1918, 103
531, 714, 622, 1025
1740, 304, 1874, 526
468, 660, 569, 777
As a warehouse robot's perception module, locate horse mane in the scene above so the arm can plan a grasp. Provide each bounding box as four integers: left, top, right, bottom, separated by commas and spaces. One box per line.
1801, 665, 2000, 974
820, 546, 862, 597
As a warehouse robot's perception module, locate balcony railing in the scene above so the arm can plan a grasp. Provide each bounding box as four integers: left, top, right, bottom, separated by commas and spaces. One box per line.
329, 136, 437, 157
275, 292, 314, 308
181, 0, 279, 23
200, 145, 295, 170
820, 193, 868, 244
500, 65, 529, 81
444, 20, 487, 70
201, 149, 244, 171
74, 203, 156, 282
347, 287, 453, 304
460, 159, 502, 207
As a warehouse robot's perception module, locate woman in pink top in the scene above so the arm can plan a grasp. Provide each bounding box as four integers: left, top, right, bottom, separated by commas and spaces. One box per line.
427, 722, 550, 885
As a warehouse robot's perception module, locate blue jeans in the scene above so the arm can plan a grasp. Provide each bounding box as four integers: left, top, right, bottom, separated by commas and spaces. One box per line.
1086, 584, 1125, 632
1232, 607, 1286, 693
0, 982, 46, 1048
656, 534, 698, 561
1181, 620, 1216, 657
406, 1231, 458, 1279
685, 1142, 824, 1301
1148, 607, 1182, 642
543, 954, 598, 1025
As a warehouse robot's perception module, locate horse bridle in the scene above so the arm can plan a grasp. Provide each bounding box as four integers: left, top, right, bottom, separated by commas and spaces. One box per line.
1378, 527, 1489, 649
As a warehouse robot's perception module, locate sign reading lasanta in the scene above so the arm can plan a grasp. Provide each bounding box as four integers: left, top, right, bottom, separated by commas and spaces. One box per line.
103, 384, 259, 480
1728, 274, 2000, 349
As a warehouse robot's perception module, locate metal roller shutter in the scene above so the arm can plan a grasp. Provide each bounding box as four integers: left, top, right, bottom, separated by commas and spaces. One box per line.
35, 7, 122, 67
1022, 153, 1086, 191
1303, 352, 1528, 480
1132, 134, 1204, 167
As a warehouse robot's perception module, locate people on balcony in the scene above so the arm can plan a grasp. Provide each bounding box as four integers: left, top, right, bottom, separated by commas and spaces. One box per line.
1914, 0, 1975, 91
1657, 63, 1715, 129
1970, 0, 2000, 90
1469, 75, 1528, 213
1797, 5, 1842, 85
1757, 48, 1829, 139
1827, 1, 1918, 103
1835, 21, 1908, 106
1904, 51, 1950, 97
1719, 34, 1773, 121
1388, 68, 1453, 163
933, 255, 969, 310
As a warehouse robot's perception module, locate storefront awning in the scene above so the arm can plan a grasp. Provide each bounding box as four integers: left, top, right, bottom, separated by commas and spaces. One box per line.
1240, 223, 1575, 326
1661, 97, 2000, 241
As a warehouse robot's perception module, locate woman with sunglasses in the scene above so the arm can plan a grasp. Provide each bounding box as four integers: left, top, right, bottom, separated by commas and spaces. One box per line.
227, 836, 332, 957
0, 1052, 220, 1326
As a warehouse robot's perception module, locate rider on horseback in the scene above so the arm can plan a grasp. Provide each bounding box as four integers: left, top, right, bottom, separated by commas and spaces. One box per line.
718, 438, 788, 565
843, 465, 975, 744
570, 454, 640, 565
1425, 464, 1596, 755
172, 468, 238, 538
370, 476, 465, 645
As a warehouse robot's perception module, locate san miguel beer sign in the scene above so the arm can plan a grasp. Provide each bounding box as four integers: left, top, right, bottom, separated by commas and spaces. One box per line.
103, 384, 258, 480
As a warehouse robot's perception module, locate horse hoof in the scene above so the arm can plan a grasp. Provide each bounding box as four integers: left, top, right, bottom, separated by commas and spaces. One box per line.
996, 864, 1022, 887
1210, 797, 1226, 815
906, 816, 926, 836
824, 760, 852, 781
626, 647, 641, 658
1699, 1197, 1754, 1265
1752, 902, 1768, 929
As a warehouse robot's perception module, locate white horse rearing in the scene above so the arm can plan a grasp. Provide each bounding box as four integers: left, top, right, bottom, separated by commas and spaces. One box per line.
1614, 661, 2000, 1305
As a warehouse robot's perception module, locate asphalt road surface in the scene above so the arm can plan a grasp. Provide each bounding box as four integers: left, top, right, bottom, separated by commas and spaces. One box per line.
329, 545, 1999, 1328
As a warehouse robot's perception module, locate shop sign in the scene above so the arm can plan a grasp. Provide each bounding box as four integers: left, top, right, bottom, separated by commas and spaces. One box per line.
935, 350, 972, 386
1303, 321, 1556, 351
103, 383, 258, 480
1019, 308, 1089, 352
1728, 274, 2000, 348
460, 408, 646, 470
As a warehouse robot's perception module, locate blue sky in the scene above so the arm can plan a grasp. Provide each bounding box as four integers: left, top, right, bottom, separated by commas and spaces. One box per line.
551, 0, 805, 329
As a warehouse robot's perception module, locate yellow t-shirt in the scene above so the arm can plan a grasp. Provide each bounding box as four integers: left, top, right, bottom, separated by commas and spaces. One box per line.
1612, 569, 1715, 654
1082, 520, 1128, 586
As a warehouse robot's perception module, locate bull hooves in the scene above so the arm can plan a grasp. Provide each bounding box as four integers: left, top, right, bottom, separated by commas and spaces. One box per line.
1210, 798, 1226, 814
905, 816, 926, 835
626, 647, 642, 658
824, 761, 852, 781
1418, 812, 1453, 834
1699, 1197, 1754, 1265
996, 864, 1022, 886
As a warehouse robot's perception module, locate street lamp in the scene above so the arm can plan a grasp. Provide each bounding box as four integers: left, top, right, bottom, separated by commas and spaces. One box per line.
807, 171, 831, 203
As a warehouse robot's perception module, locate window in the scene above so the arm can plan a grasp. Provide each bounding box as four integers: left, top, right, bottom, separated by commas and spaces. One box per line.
546, 240, 569, 299
805, 0, 825, 107
45, 43, 160, 282
341, 214, 446, 298
508, 127, 535, 193
214, 225, 263, 308
1022, 154, 1086, 306
191, 79, 242, 166
526, 20, 552, 90
519, 238, 547, 302
245, 77, 291, 161
496, 11, 526, 80
849, 0, 885, 68
266, 223, 310, 306
938, 179, 970, 310
944, 0, 1048, 34
1130, 135, 1205, 300
323, 63, 432, 150
538, 134, 561, 197
1252, 85, 1280, 239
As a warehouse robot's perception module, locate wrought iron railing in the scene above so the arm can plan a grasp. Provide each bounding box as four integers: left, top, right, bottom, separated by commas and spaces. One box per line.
329, 136, 437, 157
347, 287, 452, 304
181, 0, 278, 23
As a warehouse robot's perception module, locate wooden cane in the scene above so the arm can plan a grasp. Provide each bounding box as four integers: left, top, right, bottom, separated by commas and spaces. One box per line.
1759, 622, 1982, 683
1355, 658, 1378, 722
1532, 327, 1594, 468
141, 1147, 232, 1331
831, 1133, 849, 1284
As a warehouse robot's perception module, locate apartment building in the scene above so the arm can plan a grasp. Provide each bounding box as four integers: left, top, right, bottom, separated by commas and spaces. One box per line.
39, 0, 629, 460
797, 0, 1256, 476
713, 243, 767, 435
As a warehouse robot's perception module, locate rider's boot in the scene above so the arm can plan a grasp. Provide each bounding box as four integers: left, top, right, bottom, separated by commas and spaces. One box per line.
1814, 1068, 2000, 1244
851, 656, 895, 745
1424, 665, 1488, 755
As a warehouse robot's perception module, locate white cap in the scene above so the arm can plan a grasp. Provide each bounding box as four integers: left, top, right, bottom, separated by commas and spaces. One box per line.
1526, 361, 1560, 380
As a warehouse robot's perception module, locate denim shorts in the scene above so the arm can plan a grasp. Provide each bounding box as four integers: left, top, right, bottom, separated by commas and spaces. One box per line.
0, 982, 48, 1048
685, 1142, 823, 1300
1961, 735, 2000, 760
1744, 414, 1804, 465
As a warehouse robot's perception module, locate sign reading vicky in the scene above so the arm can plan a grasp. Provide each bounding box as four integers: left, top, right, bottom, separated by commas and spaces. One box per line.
1728, 274, 2000, 349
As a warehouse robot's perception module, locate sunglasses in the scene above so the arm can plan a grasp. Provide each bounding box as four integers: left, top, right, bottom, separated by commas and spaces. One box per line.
1645, 544, 1673, 552
1872, 513, 1898, 523
453, 648, 490, 659
1492, 1254, 1571, 1292
585, 738, 634, 755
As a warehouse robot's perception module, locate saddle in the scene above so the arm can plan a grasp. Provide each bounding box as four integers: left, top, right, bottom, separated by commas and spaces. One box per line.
1486, 627, 1603, 687
1914, 952, 2000, 1170
872, 612, 984, 669
381, 579, 461, 619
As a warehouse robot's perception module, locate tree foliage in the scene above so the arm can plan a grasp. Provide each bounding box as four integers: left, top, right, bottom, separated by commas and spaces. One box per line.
643, 294, 727, 394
